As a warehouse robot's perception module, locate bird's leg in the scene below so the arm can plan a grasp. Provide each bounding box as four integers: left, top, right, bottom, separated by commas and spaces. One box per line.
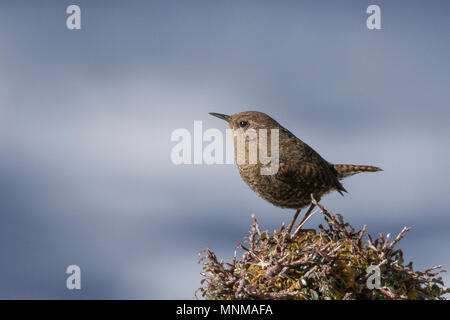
292, 203, 316, 236
286, 209, 301, 233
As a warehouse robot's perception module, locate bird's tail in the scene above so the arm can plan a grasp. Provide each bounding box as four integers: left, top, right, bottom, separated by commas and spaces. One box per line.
333, 164, 382, 179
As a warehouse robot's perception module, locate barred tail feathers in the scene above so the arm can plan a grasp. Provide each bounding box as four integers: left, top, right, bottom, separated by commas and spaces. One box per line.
333, 164, 382, 179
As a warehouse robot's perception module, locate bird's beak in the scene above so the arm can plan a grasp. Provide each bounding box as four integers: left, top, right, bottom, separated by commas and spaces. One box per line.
209, 112, 230, 122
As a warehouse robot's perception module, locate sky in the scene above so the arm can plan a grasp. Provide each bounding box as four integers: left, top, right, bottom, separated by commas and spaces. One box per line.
0, 0, 449, 299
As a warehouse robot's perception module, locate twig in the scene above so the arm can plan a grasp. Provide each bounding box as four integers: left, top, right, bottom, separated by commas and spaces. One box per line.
389, 227, 412, 249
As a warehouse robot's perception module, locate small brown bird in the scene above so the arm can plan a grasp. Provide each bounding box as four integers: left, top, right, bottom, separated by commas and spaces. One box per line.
210, 111, 382, 232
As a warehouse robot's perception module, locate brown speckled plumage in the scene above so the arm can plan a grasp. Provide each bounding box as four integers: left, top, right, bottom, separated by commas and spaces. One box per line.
210, 111, 382, 211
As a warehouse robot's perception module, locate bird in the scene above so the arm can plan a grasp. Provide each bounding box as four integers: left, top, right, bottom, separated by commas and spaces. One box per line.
209, 111, 382, 233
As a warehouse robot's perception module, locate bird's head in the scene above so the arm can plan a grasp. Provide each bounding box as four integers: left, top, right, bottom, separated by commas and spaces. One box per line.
209, 111, 281, 132
209, 111, 282, 175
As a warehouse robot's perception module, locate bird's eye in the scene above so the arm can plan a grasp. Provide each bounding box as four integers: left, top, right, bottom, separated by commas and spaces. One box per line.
239, 121, 249, 128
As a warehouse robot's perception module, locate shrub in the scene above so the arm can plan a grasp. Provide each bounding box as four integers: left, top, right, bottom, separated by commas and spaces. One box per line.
197, 200, 448, 300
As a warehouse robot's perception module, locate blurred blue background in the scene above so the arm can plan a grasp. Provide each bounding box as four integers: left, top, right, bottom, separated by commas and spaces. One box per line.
0, 0, 449, 298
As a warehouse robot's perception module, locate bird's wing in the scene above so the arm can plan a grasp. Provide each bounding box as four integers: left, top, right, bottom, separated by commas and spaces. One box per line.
276, 157, 347, 196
